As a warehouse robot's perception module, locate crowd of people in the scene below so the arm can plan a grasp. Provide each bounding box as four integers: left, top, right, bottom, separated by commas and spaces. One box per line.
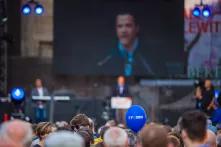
2, 77, 221, 147
1, 77, 221, 147
0, 110, 221, 147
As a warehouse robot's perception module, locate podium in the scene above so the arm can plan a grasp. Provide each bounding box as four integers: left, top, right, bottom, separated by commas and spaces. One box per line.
111, 97, 132, 109
111, 97, 132, 124
32, 96, 70, 101
31, 96, 70, 122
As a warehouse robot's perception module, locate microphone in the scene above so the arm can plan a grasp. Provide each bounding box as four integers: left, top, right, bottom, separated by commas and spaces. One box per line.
97, 55, 112, 66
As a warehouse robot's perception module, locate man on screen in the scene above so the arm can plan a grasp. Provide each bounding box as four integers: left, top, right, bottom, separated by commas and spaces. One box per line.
98, 12, 154, 77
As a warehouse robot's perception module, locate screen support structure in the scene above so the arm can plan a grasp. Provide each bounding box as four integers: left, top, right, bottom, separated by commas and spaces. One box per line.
0, 0, 8, 96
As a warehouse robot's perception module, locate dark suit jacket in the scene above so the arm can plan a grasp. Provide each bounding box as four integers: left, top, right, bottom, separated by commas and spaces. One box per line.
112, 84, 130, 97
31, 87, 49, 96
31, 87, 50, 106
98, 43, 155, 76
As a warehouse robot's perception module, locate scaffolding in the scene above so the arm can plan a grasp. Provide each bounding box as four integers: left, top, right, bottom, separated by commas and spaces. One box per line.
0, 0, 7, 96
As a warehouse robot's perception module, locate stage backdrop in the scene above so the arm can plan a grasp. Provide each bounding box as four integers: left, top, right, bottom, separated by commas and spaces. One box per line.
53, 0, 184, 77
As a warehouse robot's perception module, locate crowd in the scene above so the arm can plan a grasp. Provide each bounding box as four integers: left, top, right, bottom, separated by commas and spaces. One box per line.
1, 77, 221, 147
0, 110, 221, 147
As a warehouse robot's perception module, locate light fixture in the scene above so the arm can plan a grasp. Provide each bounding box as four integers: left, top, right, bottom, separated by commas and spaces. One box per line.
21, 0, 44, 16
21, 4, 31, 15
192, 0, 212, 18
10, 87, 25, 102
34, 4, 44, 15
192, 7, 201, 17
202, 5, 211, 17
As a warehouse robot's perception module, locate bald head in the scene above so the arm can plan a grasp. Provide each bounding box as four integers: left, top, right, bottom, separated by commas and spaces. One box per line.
0, 120, 32, 147
0, 137, 19, 147
104, 127, 128, 147
205, 130, 216, 147
139, 124, 168, 147
45, 131, 84, 147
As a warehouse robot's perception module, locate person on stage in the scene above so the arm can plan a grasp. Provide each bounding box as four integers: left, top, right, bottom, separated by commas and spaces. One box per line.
31, 78, 49, 122
112, 76, 131, 124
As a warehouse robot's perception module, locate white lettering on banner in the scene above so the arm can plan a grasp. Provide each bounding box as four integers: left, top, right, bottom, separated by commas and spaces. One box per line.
128, 116, 144, 120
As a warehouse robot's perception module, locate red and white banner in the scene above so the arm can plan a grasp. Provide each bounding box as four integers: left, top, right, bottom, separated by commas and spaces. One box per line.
185, 0, 221, 77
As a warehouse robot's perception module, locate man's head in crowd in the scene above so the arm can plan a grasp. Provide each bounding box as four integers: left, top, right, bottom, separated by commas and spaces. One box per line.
70, 114, 90, 131
45, 131, 84, 147
139, 124, 168, 147
36, 122, 55, 141
55, 121, 70, 131
180, 110, 207, 147
103, 127, 128, 147
0, 120, 32, 147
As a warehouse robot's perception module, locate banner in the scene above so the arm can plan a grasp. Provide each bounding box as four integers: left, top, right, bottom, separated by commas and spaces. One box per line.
185, 0, 221, 78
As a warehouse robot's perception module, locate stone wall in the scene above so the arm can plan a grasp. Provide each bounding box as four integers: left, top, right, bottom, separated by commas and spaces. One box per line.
21, 0, 53, 57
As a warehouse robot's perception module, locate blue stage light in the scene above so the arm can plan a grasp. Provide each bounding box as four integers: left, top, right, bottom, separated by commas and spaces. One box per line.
21, 4, 31, 15
202, 6, 211, 17
215, 90, 220, 99
11, 87, 25, 101
192, 7, 201, 17
34, 4, 44, 15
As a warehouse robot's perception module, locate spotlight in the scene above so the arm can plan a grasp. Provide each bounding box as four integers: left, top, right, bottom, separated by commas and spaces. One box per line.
192, 7, 201, 17
21, 0, 45, 16
34, 4, 44, 15
10, 87, 25, 102
21, 4, 31, 15
215, 90, 220, 99
202, 6, 211, 17
192, 1, 212, 18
